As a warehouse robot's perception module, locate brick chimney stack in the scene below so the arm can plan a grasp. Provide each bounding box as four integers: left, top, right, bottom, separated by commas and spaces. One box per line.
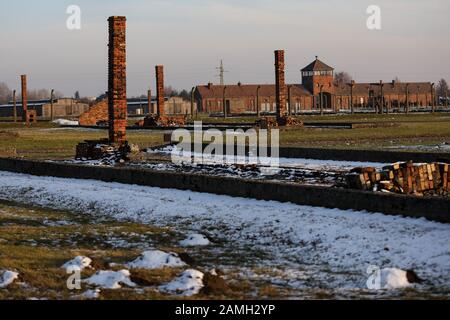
107, 16, 127, 145
156, 65, 165, 116
274, 50, 287, 122
21, 75, 27, 123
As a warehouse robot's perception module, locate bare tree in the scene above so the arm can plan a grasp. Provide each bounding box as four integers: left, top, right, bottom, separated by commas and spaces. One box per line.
436, 78, 449, 98
178, 89, 190, 101
164, 85, 179, 97
334, 71, 352, 86
0, 82, 12, 104
21, 89, 63, 101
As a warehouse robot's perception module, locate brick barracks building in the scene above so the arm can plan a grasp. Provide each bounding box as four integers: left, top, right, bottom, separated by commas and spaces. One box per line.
194, 57, 436, 115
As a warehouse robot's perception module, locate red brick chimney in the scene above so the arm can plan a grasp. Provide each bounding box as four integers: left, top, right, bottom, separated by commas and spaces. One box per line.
107, 16, 127, 145
21, 75, 27, 123
274, 50, 287, 122
156, 65, 165, 116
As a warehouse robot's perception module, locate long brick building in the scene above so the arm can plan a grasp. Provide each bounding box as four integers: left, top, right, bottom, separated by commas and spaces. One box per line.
194, 57, 436, 115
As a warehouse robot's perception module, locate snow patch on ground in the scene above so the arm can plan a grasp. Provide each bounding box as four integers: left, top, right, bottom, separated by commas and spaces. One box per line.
180, 234, 211, 247
62, 256, 92, 272
0, 171, 449, 291
82, 289, 101, 299
386, 143, 450, 152
159, 269, 204, 296
126, 250, 186, 269
85, 270, 135, 289
52, 119, 79, 126
381, 268, 412, 289
0, 270, 19, 289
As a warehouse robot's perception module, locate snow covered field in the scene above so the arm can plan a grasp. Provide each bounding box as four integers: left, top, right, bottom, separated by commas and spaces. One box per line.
0, 171, 449, 298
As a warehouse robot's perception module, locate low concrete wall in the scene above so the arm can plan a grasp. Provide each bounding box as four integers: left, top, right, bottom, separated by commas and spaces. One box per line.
0, 158, 448, 223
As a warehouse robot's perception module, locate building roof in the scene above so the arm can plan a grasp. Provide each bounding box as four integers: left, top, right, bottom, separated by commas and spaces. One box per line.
301, 57, 334, 72
196, 83, 312, 99
335, 82, 432, 95
0, 101, 49, 108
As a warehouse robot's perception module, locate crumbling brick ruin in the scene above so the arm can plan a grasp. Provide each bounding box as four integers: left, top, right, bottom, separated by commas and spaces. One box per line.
346, 162, 450, 197
108, 16, 127, 145
139, 65, 186, 127
78, 99, 109, 126
20, 75, 36, 125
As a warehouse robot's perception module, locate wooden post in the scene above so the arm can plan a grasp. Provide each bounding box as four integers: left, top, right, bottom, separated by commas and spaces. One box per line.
12, 90, 17, 122
223, 86, 227, 118
50, 89, 54, 121
386, 96, 391, 114
256, 85, 261, 117
405, 83, 409, 114
287, 85, 293, 116
319, 85, 324, 115
21, 75, 28, 124
147, 89, 152, 115
190, 87, 195, 118
431, 83, 435, 113
446, 88, 449, 108
349, 81, 355, 114
379, 80, 384, 114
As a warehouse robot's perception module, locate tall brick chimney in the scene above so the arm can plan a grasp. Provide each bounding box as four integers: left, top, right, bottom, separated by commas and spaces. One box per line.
107, 16, 127, 145
21, 75, 27, 123
274, 50, 287, 122
156, 65, 165, 116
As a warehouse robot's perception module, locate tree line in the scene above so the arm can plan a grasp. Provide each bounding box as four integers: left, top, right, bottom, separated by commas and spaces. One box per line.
0, 82, 64, 104
1, 77, 449, 105
333, 72, 449, 102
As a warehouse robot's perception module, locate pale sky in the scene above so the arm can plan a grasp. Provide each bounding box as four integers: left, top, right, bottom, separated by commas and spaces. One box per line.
0, 0, 449, 97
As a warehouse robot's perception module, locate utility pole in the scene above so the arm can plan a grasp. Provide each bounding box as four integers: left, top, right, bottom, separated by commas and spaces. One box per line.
50, 89, 54, 121
190, 87, 195, 119
13, 90, 17, 122
288, 85, 292, 116
349, 81, 355, 114
405, 83, 409, 114
147, 89, 152, 114
431, 83, 435, 113
216, 60, 228, 86
256, 85, 261, 117
446, 88, 449, 109
223, 86, 227, 118
319, 84, 324, 116
379, 80, 384, 114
